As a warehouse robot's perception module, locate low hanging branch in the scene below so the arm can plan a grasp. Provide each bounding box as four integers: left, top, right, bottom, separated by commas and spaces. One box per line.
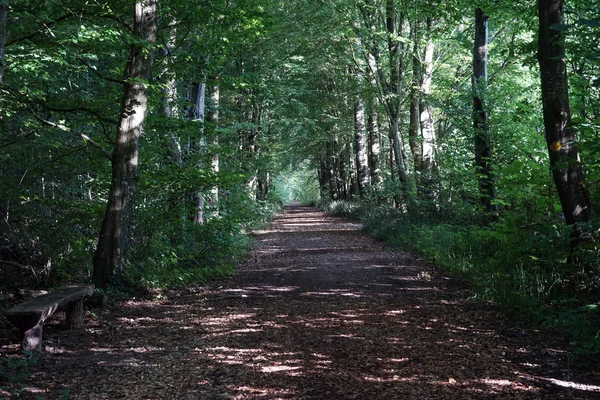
6, 12, 77, 47
0, 260, 29, 269
42, 105, 119, 125
32, 113, 113, 160
0, 260, 40, 282
78, 57, 129, 86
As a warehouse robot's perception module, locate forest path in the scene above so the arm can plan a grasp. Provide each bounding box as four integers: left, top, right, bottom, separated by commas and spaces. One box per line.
9, 204, 600, 399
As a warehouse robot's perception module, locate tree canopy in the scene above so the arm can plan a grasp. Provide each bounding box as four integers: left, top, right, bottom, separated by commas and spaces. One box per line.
1, 0, 599, 362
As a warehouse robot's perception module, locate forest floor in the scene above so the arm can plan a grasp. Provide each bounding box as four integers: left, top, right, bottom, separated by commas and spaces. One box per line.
2, 204, 600, 399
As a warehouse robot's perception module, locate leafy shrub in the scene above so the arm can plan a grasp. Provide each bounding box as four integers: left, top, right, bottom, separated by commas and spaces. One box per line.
329, 199, 600, 367
124, 187, 283, 290
326, 200, 368, 219
0, 352, 39, 397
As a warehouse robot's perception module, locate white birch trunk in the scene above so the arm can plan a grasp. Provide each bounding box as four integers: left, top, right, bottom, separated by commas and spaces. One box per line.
367, 103, 382, 187
192, 80, 206, 224
354, 96, 371, 197
161, 26, 182, 165
420, 37, 435, 172
207, 84, 220, 216
367, 50, 383, 188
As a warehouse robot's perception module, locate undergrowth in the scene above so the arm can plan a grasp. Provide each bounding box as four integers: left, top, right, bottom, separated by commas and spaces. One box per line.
326, 199, 600, 368
0, 195, 284, 398
0, 352, 39, 398
117, 197, 284, 294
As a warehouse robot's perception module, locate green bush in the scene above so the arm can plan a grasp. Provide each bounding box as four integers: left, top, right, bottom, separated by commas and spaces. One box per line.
329, 199, 600, 367
122, 188, 283, 290
0, 352, 40, 397
326, 200, 368, 219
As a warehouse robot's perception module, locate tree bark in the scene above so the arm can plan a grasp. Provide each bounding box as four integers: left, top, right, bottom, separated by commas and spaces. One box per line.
342, 142, 353, 199
385, 0, 410, 191
354, 96, 371, 197
538, 0, 592, 226
0, 2, 7, 86
159, 25, 182, 165
419, 18, 436, 175
247, 101, 260, 199
473, 8, 497, 214
191, 80, 206, 224
206, 83, 220, 215
318, 158, 330, 200
367, 98, 382, 188
364, 32, 383, 190
408, 25, 422, 177
257, 170, 270, 200
359, 0, 409, 192
157, 28, 186, 228
326, 141, 339, 200
93, 0, 157, 289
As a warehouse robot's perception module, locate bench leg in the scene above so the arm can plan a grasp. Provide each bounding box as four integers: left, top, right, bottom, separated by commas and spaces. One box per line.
21, 322, 43, 352
66, 300, 84, 329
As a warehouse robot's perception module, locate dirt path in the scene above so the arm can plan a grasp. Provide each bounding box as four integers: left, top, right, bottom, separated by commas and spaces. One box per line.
3, 205, 600, 399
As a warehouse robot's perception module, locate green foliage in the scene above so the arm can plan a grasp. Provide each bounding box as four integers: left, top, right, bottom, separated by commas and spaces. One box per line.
326, 200, 369, 220
331, 199, 600, 367
0, 352, 40, 397
124, 165, 284, 290
130, 220, 250, 289
0, 0, 290, 295
1, 0, 599, 367
553, 302, 600, 367
273, 165, 321, 205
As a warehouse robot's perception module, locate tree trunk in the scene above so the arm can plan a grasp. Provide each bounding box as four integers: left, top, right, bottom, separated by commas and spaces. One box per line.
389, 122, 409, 186
158, 28, 186, 228
408, 28, 422, 177
344, 142, 354, 199
334, 140, 345, 199
473, 8, 497, 214
538, 0, 592, 227
191, 80, 206, 224
0, 0, 7, 246
419, 18, 436, 175
365, 38, 383, 190
93, 0, 157, 289
257, 171, 270, 200
360, 0, 409, 194
386, 0, 400, 113
326, 141, 339, 200
319, 159, 330, 200
367, 98, 382, 188
354, 96, 371, 197
0, 2, 7, 86
247, 101, 260, 198
160, 25, 182, 165
206, 83, 220, 216
386, 0, 410, 192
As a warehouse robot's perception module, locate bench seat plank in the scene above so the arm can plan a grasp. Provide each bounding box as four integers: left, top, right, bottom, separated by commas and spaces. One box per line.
4, 284, 94, 351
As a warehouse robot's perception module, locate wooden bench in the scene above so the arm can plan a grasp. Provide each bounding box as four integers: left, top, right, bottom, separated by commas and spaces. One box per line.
3, 284, 94, 351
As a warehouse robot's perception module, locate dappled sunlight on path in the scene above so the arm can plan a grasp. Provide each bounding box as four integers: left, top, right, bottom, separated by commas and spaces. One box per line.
4, 205, 599, 399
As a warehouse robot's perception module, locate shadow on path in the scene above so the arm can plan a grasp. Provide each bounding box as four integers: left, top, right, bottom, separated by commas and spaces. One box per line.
3, 204, 599, 399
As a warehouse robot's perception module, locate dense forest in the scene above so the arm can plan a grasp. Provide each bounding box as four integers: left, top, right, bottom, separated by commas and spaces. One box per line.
1, 0, 599, 364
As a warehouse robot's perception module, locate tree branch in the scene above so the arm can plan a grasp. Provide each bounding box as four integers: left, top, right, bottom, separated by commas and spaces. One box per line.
79, 58, 128, 85
6, 12, 78, 46
0, 260, 29, 269
32, 114, 113, 160
42, 105, 119, 125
